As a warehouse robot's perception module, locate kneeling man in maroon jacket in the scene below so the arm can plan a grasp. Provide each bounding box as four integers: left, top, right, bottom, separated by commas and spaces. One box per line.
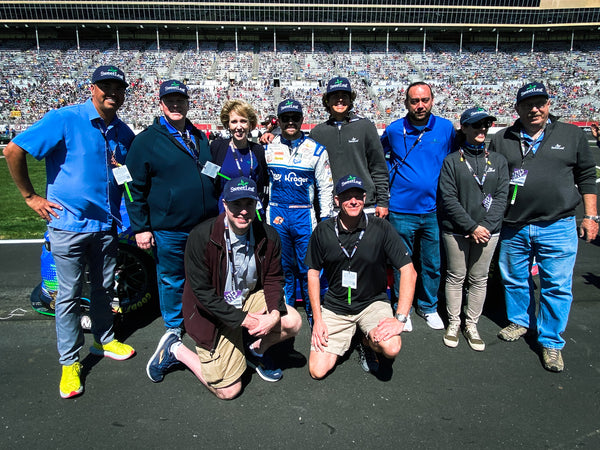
146, 177, 301, 399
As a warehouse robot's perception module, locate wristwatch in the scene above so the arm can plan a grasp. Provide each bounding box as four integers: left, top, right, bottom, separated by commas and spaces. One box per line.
583, 215, 600, 223
395, 313, 408, 323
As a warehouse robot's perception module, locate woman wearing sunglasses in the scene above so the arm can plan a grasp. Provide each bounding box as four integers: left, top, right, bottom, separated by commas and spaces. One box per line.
438, 107, 509, 351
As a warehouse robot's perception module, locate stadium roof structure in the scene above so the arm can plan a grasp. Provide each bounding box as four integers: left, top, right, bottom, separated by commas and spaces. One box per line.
2, 0, 600, 44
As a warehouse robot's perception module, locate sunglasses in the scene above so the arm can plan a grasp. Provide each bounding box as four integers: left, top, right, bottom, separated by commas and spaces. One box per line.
470, 120, 493, 129
279, 113, 302, 123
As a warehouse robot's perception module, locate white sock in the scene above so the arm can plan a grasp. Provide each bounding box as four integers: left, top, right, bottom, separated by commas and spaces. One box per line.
170, 341, 182, 359
248, 343, 263, 358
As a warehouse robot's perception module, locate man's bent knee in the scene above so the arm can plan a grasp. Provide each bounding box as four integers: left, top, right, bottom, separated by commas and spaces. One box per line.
282, 306, 302, 336
309, 351, 337, 380
214, 381, 242, 400
376, 336, 402, 359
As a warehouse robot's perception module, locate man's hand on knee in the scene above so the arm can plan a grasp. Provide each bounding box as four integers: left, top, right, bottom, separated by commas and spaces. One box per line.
370, 318, 404, 343
311, 319, 329, 352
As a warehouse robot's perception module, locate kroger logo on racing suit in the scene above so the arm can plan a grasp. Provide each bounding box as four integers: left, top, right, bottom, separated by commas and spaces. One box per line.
284, 172, 309, 187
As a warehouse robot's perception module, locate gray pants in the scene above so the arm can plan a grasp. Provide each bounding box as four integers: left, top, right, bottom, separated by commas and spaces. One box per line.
48, 228, 118, 365
442, 232, 499, 326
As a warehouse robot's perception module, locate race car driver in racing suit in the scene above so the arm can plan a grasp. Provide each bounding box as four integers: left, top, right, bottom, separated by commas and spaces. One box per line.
264, 99, 334, 326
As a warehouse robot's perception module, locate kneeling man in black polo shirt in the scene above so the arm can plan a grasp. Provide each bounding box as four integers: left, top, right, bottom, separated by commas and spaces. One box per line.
305, 175, 417, 379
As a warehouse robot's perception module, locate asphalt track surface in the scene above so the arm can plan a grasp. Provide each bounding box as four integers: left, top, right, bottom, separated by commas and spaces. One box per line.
0, 227, 598, 449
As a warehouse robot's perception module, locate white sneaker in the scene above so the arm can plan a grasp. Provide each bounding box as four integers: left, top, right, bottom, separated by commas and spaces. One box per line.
417, 310, 444, 330
403, 314, 413, 333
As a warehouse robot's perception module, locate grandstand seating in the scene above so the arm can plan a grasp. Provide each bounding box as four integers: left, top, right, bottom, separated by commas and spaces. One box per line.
2, 39, 600, 133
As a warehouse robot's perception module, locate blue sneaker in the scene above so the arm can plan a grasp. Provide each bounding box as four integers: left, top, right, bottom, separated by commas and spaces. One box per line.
146, 331, 182, 383
246, 346, 283, 382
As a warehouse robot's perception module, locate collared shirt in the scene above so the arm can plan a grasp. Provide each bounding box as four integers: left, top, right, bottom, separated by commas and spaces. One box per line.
13, 98, 135, 232
224, 227, 258, 304
305, 213, 411, 315
159, 116, 199, 159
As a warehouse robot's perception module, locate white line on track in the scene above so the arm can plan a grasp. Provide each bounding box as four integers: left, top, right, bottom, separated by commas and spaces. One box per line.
0, 239, 44, 244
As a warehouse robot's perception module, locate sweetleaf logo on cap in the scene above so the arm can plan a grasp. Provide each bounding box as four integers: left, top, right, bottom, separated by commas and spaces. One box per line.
159, 79, 189, 98
335, 174, 365, 194
91, 65, 128, 86
516, 81, 548, 103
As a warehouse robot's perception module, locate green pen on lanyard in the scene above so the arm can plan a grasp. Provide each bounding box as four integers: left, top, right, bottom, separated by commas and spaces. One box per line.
510, 185, 518, 205
347, 286, 351, 305
218, 173, 231, 180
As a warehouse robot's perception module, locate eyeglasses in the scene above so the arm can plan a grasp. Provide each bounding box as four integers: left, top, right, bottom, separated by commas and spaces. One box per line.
279, 114, 302, 123
470, 120, 493, 129
519, 99, 548, 110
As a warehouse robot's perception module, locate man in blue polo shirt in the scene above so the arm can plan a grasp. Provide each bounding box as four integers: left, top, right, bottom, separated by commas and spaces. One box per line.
3, 65, 136, 399
381, 82, 455, 331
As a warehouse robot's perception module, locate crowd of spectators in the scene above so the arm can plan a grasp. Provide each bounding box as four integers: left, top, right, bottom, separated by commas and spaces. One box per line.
2, 39, 600, 133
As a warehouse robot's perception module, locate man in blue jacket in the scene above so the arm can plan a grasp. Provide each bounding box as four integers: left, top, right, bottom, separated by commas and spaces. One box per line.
3, 65, 136, 399
125, 79, 218, 377
381, 82, 456, 332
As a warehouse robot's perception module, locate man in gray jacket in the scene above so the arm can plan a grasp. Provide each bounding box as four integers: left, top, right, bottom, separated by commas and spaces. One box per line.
310, 77, 389, 219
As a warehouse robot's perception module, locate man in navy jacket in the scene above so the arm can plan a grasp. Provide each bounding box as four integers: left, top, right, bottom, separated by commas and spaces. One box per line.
125, 79, 218, 375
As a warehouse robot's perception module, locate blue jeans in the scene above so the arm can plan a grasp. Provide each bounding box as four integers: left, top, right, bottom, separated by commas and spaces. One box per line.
499, 216, 578, 349
48, 228, 117, 365
153, 230, 189, 330
389, 211, 441, 314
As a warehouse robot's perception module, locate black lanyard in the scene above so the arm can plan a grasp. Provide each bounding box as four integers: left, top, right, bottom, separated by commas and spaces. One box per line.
459, 147, 488, 191
334, 214, 368, 266
180, 129, 199, 161
390, 125, 426, 171
229, 142, 254, 177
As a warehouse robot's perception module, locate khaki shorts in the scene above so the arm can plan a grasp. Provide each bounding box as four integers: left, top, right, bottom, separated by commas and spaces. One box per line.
312, 300, 393, 356
195, 290, 267, 389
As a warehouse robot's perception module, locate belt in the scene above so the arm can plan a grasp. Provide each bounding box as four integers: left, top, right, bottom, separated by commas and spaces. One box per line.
269, 202, 312, 209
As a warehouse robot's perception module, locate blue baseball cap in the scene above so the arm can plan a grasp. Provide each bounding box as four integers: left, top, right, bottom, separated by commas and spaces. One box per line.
223, 177, 260, 202
277, 99, 303, 116
159, 79, 189, 99
516, 82, 548, 104
91, 65, 128, 87
335, 174, 365, 195
326, 77, 352, 94
460, 107, 497, 125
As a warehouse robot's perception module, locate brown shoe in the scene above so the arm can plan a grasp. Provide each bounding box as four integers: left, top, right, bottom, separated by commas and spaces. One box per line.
498, 323, 527, 342
542, 347, 564, 372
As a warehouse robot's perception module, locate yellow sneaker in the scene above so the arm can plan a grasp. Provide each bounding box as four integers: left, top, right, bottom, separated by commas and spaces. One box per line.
90, 339, 135, 361
60, 362, 83, 399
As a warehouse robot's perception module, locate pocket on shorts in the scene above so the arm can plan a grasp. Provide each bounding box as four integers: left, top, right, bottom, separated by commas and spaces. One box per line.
196, 347, 224, 386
